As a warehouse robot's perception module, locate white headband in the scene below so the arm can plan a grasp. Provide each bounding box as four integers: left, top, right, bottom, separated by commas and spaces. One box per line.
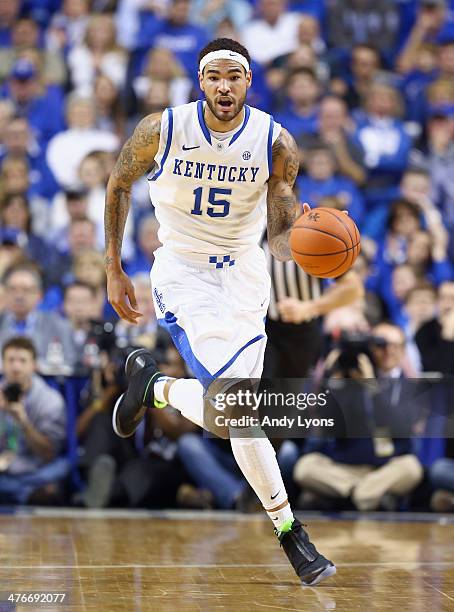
199, 50, 250, 74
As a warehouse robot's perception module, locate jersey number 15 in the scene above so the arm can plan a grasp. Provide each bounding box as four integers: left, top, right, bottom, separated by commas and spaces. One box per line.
190, 187, 231, 218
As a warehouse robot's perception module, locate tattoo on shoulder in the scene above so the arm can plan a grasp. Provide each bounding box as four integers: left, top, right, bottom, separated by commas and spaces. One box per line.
111, 113, 161, 185
272, 128, 299, 186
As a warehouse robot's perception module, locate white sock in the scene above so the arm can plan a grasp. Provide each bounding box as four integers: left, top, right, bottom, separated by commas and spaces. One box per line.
266, 503, 294, 531
229, 432, 294, 529
166, 378, 205, 429
154, 377, 172, 403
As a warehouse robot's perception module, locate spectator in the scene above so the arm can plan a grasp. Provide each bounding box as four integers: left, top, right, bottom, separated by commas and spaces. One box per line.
406, 230, 453, 286
133, 47, 192, 109
67, 14, 128, 96
178, 434, 248, 509
0, 0, 20, 47
416, 280, 454, 373
297, 13, 325, 57
76, 347, 193, 508
71, 249, 114, 322
430, 454, 454, 512
0, 17, 66, 86
0, 194, 55, 271
140, 79, 171, 116
63, 280, 105, 373
46, 0, 90, 54
93, 74, 126, 137
355, 81, 412, 206
412, 107, 454, 256
0, 337, 68, 504
138, 0, 208, 80
293, 322, 424, 511
331, 44, 381, 112
0, 155, 50, 239
115, 273, 159, 350
50, 216, 99, 284
351, 252, 385, 326
192, 0, 253, 35
49, 188, 90, 253
46, 94, 119, 190
274, 67, 320, 138
0, 265, 76, 374
125, 215, 161, 276
0, 229, 26, 280
403, 281, 437, 371
0, 100, 14, 153
241, 0, 300, 65
299, 95, 366, 185
327, 0, 400, 56
297, 142, 365, 226
0, 116, 59, 200
79, 152, 134, 258
1, 58, 65, 147
438, 38, 454, 80
398, 0, 454, 74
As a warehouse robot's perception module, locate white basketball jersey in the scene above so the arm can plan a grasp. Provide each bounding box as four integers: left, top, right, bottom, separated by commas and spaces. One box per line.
148, 101, 281, 257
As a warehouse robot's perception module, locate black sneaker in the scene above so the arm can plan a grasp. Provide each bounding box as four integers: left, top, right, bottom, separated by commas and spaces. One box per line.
276, 518, 336, 586
112, 348, 164, 438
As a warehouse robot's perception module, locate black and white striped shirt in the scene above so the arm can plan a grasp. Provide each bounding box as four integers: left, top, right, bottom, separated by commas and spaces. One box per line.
262, 237, 324, 322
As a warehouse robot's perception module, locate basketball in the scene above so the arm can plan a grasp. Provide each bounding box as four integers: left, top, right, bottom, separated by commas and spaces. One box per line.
290, 207, 361, 278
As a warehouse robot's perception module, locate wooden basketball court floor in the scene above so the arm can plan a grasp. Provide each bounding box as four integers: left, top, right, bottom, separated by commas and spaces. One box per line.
0, 509, 453, 611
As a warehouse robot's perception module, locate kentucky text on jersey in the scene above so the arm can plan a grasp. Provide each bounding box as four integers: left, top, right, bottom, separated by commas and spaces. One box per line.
172, 158, 260, 183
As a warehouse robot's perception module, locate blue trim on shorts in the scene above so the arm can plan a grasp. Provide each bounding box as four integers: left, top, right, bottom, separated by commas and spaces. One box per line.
149, 107, 173, 182
213, 334, 265, 378
159, 311, 213, 387
159, 311, 264, 388
229, 105, 250, 146
197, 100, 212, 145
267, 115, 274, 176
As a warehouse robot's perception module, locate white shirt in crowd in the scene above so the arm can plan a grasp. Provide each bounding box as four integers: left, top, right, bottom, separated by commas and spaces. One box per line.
46, 128, 119, 189
241, 13, 301, 64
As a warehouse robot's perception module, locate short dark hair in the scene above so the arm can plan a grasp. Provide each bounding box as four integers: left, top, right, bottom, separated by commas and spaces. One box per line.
352, 43, 381, 58
198, 38, 251, 73
403, 166, 430, 180
286, 67, 318, 87
405, 281, 437, 304
3, 262, 43, 291
63, 280, 97, 299
387, 198, 420, 230
2, 336, 37, 359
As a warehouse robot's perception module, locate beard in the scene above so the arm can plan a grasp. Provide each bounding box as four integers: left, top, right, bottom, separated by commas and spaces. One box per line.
205, 91, 247, 122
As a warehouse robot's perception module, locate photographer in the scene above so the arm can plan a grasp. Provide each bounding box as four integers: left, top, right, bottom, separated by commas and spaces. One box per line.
62, 280, 105, 374
0, 337, 68, 504
293, 323, 423, 511
76, 339, 193, 508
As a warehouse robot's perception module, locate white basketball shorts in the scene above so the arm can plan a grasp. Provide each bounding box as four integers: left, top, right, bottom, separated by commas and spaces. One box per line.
150, 245, 270, 388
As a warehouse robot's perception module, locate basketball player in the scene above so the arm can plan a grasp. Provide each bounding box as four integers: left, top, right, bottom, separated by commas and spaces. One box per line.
105, 38, 336, 586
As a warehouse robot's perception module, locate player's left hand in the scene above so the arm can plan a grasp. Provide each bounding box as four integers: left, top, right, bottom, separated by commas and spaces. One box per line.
277, 297, 320, 323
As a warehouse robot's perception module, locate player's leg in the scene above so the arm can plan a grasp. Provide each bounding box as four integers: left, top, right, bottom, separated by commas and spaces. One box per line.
113, 348, 230, 439
220, 343, 336, 586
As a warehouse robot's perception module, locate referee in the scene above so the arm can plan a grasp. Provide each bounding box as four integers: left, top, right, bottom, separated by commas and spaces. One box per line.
262, 235, 364, 378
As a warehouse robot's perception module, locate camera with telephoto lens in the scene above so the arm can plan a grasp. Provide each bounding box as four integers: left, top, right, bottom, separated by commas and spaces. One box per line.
327, 332, 387, 378
3, 382, 23, 403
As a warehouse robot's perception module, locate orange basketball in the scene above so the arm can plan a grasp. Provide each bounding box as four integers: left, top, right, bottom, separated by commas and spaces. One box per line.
290, 207, 361, 278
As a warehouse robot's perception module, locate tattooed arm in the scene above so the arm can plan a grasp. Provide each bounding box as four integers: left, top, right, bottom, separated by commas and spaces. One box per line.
267, 127, 301, 261
105, 112, 161, 323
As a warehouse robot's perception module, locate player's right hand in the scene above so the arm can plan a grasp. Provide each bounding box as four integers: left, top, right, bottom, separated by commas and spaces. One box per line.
107, 269, 143, 324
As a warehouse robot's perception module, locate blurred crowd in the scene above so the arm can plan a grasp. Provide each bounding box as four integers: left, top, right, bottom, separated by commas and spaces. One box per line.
0, 0, 454, 513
